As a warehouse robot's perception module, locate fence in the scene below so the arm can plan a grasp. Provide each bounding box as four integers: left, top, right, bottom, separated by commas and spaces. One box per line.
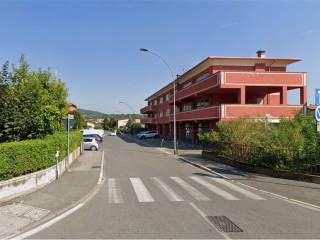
202, 141, 320, 176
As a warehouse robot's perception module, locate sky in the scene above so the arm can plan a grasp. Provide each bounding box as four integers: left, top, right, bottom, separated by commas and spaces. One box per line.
0, 0, 319, 114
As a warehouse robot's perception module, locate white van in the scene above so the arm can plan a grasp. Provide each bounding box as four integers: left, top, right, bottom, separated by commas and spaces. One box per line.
82, 129, 104, 138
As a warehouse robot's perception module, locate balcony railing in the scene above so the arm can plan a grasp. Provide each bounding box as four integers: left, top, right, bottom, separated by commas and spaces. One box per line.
141, 118, 155, 124
220, 104, 303, 120
221, 71, 306, 87
170, 106, 220, 122
170, 74, 220, 103
140, 105, 156, 114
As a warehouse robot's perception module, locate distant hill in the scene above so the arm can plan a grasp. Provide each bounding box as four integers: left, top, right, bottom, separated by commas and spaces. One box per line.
78, 108, 143, 120
78, 108, 107, 119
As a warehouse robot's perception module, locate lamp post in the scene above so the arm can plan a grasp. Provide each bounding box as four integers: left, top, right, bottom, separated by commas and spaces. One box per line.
119, 101, 135, 129
139, 48, 177, 155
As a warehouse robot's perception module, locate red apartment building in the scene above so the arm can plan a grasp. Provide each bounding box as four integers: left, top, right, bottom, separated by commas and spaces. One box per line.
140, 50, 307, 143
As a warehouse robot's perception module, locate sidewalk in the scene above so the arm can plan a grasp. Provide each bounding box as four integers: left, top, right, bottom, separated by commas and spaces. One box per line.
0, 151, 103, 239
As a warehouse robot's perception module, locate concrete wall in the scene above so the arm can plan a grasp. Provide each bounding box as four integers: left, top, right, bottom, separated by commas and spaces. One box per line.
0, 146, 82, 203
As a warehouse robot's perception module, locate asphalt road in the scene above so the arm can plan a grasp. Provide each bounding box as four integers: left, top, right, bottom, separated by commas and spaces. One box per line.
29, 135, 320, 239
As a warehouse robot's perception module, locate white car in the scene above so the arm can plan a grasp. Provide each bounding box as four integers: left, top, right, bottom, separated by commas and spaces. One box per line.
136, 130, 160, 139
110, 130, 117, 136
83, 138, 99, 151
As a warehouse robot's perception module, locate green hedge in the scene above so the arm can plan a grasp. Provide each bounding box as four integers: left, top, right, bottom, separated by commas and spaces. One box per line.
0, 131, 82, 180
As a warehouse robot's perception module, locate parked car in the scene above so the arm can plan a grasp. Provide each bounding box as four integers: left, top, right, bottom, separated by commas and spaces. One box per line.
83, 134, 103, 143
110, 130, 117, 136
83, 137, 99, 151
136, 130, 160, 139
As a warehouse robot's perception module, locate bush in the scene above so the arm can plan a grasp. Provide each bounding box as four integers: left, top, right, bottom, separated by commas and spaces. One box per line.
200, 114, 320, 171
0, 131, 82, 180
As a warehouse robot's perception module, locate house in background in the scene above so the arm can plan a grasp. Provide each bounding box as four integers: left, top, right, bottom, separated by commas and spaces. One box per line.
140, 50, 307, 143
67, 103, 78, 113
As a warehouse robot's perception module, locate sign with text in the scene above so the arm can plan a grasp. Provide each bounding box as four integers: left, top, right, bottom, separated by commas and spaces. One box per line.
315, 106, 320, 122
315, 89, 320, 105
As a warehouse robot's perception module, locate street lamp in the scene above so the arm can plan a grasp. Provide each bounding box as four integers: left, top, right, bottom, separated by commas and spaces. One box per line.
119, 101, 135, 123
139, 48, 177, 155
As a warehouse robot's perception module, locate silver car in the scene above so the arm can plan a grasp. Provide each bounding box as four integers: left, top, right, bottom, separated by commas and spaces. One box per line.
83, 138, 99, 151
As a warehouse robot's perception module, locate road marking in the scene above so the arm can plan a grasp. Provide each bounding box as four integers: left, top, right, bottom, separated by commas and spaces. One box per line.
189, 202, 231, 240
97, 151, 104, 185
210, 177, 265, 200
108, 178, 124, 204
130, 178, 154, 202
151, 177, 184, 202
190, 176, 239, 200
170, 177, 210, 201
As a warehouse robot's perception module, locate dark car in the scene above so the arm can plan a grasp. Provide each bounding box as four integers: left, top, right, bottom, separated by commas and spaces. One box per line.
83, 134, 103, 143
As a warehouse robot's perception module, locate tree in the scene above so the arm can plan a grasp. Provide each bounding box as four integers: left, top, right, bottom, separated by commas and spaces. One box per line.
0, 55, 68, 142
73, 111, 86, 129
103, 117, 117, 130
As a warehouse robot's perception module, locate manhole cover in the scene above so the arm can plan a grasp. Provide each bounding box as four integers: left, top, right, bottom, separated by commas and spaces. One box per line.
206, 216, 243, 233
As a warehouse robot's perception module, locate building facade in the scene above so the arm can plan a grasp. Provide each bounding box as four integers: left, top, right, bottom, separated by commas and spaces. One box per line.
140, 51, 307, 143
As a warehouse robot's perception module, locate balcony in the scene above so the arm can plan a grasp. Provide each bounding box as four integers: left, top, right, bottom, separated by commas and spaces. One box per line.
141, 118, 155, 124
170, 74, 220, 102
220, 104, 304, 120
170, 106, 220, 122
221, 71, 306, 87
140, 105, 155, 114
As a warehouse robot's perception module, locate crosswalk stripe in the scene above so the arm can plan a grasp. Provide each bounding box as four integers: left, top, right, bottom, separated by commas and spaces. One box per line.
151, 177, 184, 202
170, 177, 210, 201
108, 178, 124, 204
130, 178, 154, 202
210, 177, 266, 200
190, 176, 239, 200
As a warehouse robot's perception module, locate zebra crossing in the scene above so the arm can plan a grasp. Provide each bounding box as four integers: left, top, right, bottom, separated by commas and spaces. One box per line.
107, 176, 266, 204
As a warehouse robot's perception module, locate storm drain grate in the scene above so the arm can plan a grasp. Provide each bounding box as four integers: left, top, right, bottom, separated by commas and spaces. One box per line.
91, 165, 101, 169
206, 216, 243, 233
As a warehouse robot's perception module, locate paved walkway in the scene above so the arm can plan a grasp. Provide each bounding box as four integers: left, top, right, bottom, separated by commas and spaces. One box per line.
0, 151, 102, 239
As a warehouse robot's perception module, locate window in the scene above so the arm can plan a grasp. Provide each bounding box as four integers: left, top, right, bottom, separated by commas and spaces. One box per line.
182, 103, 192, 112
159, 111, 163, 117
182, 81, 192, 89
154, 99, 158, 105
159, 97, 163, 104
165, 108, 170, 116
256, 98, 264, 104
195, 73, 210, 82
196, 99, 210, 108
165, 93, 170, 102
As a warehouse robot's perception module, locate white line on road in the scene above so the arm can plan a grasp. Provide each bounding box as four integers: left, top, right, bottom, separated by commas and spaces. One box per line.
97, 151, 104, 185
170, 177, 210, 201
151, 177, 184, 202
190, 176, 239, 200
130, 178, 154, 202
108, 178, 124, 204
210, 177, 265, 200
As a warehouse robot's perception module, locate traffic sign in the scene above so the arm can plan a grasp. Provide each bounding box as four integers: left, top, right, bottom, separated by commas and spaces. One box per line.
315, 106, 320, 122
315, 89, 320, 105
